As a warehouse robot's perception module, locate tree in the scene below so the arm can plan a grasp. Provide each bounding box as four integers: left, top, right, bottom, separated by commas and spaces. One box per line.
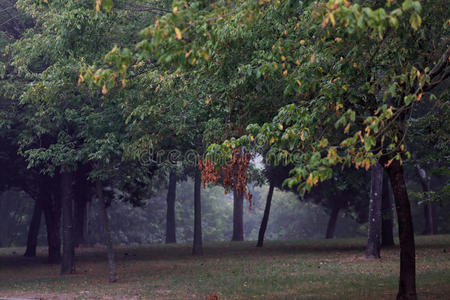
381, 172, 395, 247
165, 171, 177, 244
2, 0, 164, 278
257, 181, 274, 247
366, 163, 383, 258
135, 1, 449, 298
192, 167, 203, 255
96, 180, 117, 282
60, 171, 75, 275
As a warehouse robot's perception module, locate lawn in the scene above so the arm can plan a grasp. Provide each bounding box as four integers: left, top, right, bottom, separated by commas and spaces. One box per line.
0, 235, 449, 299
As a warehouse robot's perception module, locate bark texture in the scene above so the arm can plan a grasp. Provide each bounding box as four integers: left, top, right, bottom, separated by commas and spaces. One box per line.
325, 206, 340, 239
24, 196, 43, 257
73, 176, 89, 247
42, 178, 61, 264
192, 168, 203, 255
381, 173, 395, 247
387, 160, 417, 300
96, 181, 117, 283
61, 172, 75, 274
257, 182, 274, 247
231, 187, 244, 241
415, 165, 434, 235
366, 163, 383, 259
165, 172, 177, 244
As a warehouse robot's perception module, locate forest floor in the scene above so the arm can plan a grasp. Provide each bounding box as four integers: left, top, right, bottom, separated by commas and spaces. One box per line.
0, 235, 449, 299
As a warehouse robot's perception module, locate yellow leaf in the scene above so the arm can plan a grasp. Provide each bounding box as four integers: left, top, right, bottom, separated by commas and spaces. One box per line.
300, 40, 306, 45
335, 37, 342, 43
102, 84, 108, 95
95, 0, 102, 12
269, 137, 275, 144
416, 93, 422, 101
185, 50, 192, 58
363, 158, 371, 171
278, 123, 283, 130
319, 138, 328, 148
385, 158, 394, 167
295, 79, 302, 86
205, 97, 212, 106
281, 55, 286, 61
77, 74, 84, 86
283, 70, 288, 76
329, 13, 336, 26
310, 53, 315, 63
175, 27, 182, 40
344, 122, 350, 133
306, 173, 313, 186
203, 51, 210, 61
173, 6, 178, 15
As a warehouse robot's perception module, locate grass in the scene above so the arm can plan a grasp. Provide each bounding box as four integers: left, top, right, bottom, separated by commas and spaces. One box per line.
0, 235, 449, 299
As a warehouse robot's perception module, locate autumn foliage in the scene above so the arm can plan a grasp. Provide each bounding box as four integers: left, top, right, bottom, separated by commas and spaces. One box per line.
200, 148, 253, 208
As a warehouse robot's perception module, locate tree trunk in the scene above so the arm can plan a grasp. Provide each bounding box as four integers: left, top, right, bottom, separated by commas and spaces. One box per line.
0, 192, 11, 247
366, 163, 383, 259
24, 196, 43, 257
415, 164, 434, 235
325, 205, 340, 239
165, 172, 177, 244
96, 181, 117, 283
83, 201, 90, 246
231, 187, 244, 241
386, 159, 417, 300
42, 180, 61, 264
60, 172, 75, 275
381, 172, 395, 247
73, 178, 89, 247
257, 183, 275, 247
192, 168, 203, 255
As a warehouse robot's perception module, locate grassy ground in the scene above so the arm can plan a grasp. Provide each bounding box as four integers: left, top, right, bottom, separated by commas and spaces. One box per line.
0, 235, 449, 300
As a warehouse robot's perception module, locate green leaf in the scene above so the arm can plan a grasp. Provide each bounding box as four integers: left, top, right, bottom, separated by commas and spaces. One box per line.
102, 0, 114, 12
409, 13, 422, 30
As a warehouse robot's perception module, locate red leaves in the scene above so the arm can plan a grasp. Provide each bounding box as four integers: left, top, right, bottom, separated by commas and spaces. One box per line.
199, 148, 253, 209
207, 292, 219, 300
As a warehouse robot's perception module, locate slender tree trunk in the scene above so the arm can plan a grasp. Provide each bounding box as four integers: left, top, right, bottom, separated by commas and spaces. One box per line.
366, 163, 383, 258
257, 183, 275, 247
386, 159, 417, 300
325, 205, 340, 239
60, 172, 75, 275
0, 192, 11, 247
83, 201, 90, 246
165, 172, 177, 244
96, 181, 117, 283
232, 187, 244, 241
42, 180, 61, 263
415, 165, 434, 235
24, 197, 43, 257
192, 168, 203, 255
381, 173, 395, 247
73, 180, 88, 247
